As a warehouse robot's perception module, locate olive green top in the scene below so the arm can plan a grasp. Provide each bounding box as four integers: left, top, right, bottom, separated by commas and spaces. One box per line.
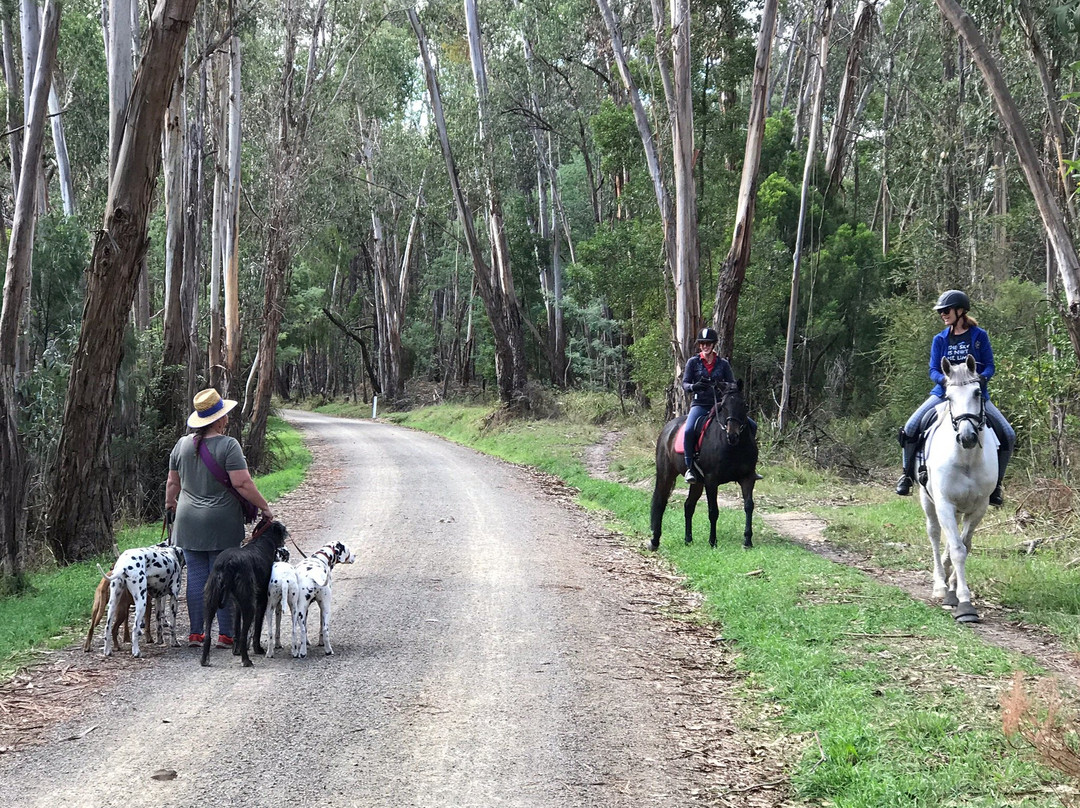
169, 433, 248, 551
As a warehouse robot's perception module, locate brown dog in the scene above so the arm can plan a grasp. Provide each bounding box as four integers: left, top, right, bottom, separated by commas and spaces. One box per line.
83, 576, 152, 652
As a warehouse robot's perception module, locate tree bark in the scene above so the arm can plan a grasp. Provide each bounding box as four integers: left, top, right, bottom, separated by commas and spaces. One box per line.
934, 0, 1080, 355
779, 0, 832, 430
713, 0, 779, 359
0, 0, 60, 580
106, 0, 132, 177
161, 68, 188, 430
823, 0, 873, 194
223, 35, 242, 394
47, 0, 200, 565
670, 0, 700, 368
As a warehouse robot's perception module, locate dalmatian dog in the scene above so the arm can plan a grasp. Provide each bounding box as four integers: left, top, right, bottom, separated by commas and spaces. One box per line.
264, 546, 300, 659
98, 542, 186, 657
293, 541, 355, 658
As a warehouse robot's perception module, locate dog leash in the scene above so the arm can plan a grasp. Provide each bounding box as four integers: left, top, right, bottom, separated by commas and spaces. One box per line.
250, 516, 272, 541
289, 535, 308, 559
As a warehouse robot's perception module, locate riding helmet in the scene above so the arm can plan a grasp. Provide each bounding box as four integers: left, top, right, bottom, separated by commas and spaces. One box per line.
696, 327, 719, 344
933, 289, 971, 312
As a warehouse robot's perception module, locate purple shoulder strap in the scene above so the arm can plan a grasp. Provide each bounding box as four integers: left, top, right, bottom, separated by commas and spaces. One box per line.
194, 436, 258, 521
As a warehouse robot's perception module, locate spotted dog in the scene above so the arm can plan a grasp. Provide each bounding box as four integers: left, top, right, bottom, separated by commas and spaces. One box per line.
264, 546, 300, 659
98, 543, 186, 657
84, 574, 151, 653
293, 541, 355, 658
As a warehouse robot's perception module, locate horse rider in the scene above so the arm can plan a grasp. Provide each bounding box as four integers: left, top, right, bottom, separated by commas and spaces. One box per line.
681, 328, 735, 483
896, 289, 1015, 506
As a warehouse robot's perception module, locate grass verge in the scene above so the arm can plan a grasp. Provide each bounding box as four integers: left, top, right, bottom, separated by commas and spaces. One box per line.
0, 416, 311, 679
388, 402, 1067, 807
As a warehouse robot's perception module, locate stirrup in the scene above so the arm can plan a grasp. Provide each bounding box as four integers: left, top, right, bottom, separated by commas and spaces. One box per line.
989, 485, 1003, 507
917, 465, 928, 486
684, 467, 700, 483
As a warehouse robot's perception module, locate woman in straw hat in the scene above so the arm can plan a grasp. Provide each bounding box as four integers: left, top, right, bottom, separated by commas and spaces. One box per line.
165, 389, 274, 648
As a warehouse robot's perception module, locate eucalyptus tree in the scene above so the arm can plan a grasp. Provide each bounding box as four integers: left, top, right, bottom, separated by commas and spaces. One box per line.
47, 0, 199, 564
408, 4, 529, 408
0, 0, 59, 581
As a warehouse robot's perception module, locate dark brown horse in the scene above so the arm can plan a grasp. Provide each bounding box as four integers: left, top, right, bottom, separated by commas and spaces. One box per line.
650, 380, 759, 550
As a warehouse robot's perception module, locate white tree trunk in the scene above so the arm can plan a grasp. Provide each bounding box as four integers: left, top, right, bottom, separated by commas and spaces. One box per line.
0, 0, 59, 580
712, 0, 779, 358
48, 83, 75, 214
779, 0, 833, 430
107, 0, 132, 178
224, 35, 242, 391
670, 0, 699, 367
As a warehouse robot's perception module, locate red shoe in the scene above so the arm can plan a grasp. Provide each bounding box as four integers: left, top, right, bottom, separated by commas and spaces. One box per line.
216, 634, 234, 649
188, 633, 205, 647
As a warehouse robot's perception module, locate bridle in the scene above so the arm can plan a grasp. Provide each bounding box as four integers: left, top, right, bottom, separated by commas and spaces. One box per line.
711, 387, 746, 444
945, 380, 986, 446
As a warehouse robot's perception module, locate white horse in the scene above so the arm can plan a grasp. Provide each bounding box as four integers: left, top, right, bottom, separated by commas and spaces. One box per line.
919, 355, 998, 623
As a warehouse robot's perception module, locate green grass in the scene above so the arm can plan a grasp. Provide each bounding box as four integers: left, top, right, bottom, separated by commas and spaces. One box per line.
388, 401, 1068, 808
0, 416, 311, 678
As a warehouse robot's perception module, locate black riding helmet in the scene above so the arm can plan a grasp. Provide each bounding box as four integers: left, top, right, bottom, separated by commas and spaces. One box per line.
933, 289, 971, 313
696, 327, 719, 344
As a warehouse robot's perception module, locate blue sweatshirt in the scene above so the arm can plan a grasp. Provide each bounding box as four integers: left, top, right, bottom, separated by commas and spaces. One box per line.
929, 324, 994, 399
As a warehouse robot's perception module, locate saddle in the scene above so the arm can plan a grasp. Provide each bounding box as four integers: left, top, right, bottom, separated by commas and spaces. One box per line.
674, 411, 714, 454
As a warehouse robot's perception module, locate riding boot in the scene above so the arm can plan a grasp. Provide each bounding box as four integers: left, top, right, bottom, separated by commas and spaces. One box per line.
684, 450, 699, 483
989, 446, 1012, 507
896, 431, 918, 496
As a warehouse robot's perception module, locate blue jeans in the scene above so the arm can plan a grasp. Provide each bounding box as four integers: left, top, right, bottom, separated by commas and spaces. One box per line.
182, 549, 233, 637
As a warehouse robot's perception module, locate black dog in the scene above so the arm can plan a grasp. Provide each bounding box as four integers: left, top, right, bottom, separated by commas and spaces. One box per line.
200, 521, 288, 667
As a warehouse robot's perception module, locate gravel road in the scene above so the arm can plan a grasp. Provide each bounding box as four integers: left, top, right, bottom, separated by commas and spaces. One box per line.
0, 411, 788, 808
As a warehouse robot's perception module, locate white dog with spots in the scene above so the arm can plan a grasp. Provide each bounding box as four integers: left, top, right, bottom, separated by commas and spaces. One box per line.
98, 542, 186, 657
292, 541, 355, 658
264, 546, 299, 659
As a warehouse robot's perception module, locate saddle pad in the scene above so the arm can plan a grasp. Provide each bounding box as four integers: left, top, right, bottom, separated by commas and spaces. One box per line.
674, 414, 712, 454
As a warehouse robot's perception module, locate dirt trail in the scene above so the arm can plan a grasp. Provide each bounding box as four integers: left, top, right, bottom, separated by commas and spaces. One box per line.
0, 413, 794, 808
586, 430, 1080, 688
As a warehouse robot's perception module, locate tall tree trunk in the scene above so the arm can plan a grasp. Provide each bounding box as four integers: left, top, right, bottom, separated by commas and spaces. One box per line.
823, 0, 873, 194
713, 0, 779, 359
670, 0, 700, 369
48, 84, 75, 214
182, 28, 205, 406
208, 50, 226, 390
463, 0, 529, 404
0, 0, 60, 581
161, 69, 188, 430
223, 35, 242, 395
779, 0, 832, 430
106, 0, 132, 177
408, 7, 526, 407
1, 14, 22, 197
934, 0, 1080, 355
47, 0, 200, 565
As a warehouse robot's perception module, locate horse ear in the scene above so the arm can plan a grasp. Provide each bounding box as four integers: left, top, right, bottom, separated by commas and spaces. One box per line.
965, 354, 976, 372
941, 357, 952, 375
736, 379, 744, 391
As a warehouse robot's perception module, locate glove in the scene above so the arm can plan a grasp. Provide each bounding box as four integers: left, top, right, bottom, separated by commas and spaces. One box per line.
692, 380, 709, 392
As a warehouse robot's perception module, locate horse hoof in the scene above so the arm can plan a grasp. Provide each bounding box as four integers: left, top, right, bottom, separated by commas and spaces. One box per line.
942, 591, 959, 608
742, 539, 753, 549
954, 602, 980, 623
684, 537, 693, 546
648, 539, 659, 552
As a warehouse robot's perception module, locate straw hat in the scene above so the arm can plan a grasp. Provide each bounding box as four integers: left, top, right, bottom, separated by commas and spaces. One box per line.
187, 388, 238, 429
